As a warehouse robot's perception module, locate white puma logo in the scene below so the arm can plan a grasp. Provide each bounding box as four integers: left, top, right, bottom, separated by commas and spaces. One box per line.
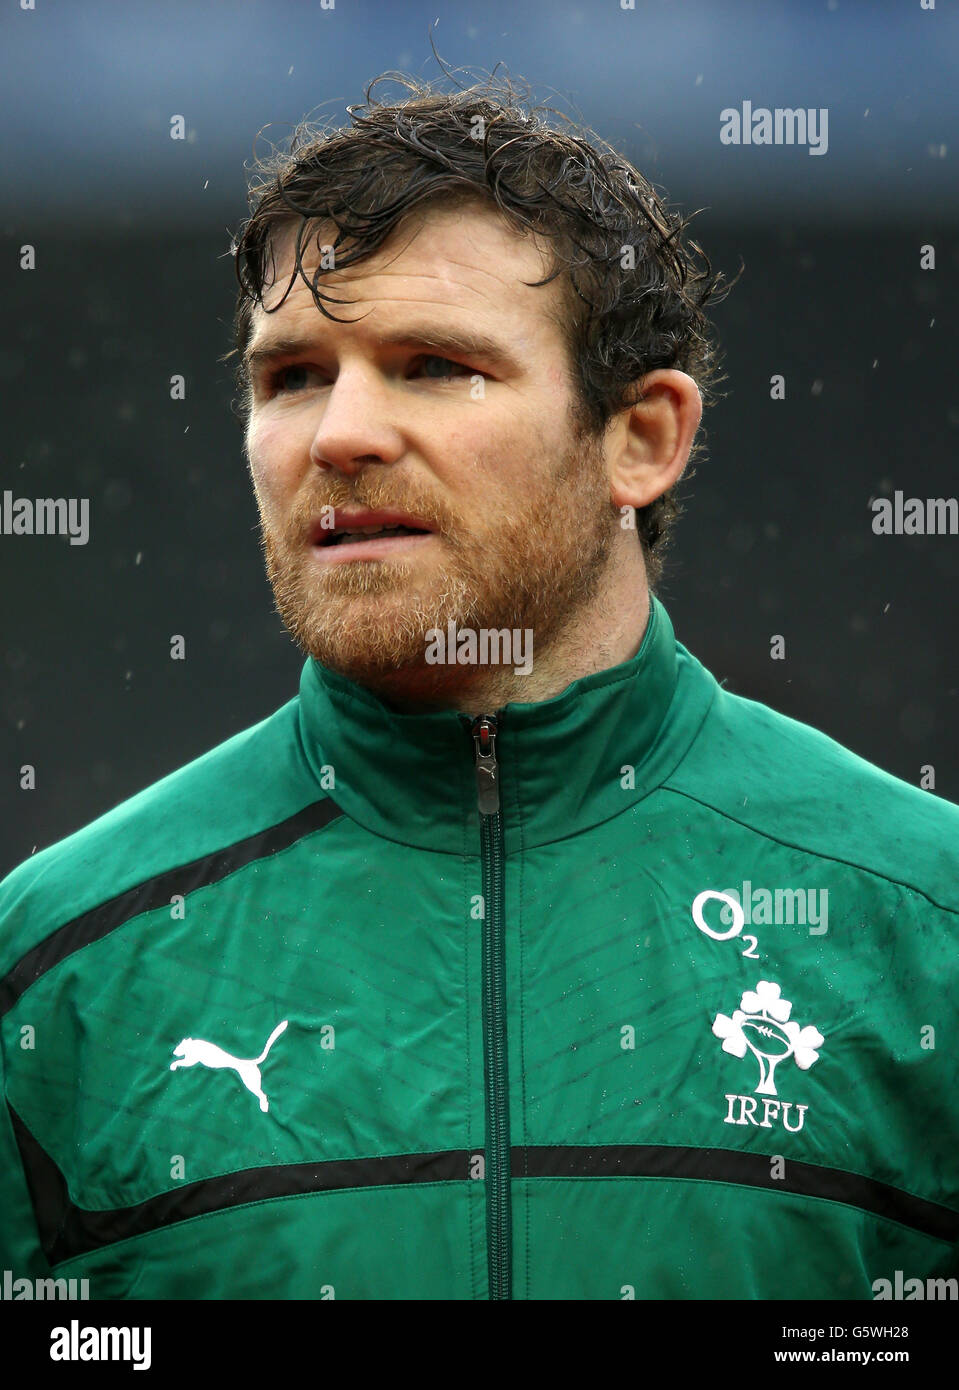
169, 1020, 288, 1113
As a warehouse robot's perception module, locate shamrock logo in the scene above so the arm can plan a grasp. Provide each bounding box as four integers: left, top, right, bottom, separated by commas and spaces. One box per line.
712, 980, 824, 1096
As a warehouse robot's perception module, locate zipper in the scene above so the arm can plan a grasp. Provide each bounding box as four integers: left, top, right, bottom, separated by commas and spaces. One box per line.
471, 714, 511, 1300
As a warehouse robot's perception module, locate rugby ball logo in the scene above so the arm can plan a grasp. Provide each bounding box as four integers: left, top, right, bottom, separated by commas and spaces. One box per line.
712, 980, 824, 1096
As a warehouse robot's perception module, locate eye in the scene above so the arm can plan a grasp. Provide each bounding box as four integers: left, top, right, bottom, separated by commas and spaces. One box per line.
268, 364, 327, 395
414, 354, 475, 381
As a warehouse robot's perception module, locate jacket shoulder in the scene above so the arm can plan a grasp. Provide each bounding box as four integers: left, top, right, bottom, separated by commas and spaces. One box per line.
0, 694, 315, 972
667, 675, 959, 908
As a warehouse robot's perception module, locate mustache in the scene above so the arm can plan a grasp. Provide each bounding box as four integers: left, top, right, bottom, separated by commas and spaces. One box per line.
283, 483, 453, 543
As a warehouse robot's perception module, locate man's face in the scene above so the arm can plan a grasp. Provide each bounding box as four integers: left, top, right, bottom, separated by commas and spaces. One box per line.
243, 201, 621, 702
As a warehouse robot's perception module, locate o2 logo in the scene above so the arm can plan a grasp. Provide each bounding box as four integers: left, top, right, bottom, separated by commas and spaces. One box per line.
691, 890, 759, 958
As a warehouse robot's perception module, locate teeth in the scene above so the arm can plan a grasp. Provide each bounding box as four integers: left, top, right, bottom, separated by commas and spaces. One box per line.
329, 523, 420, 546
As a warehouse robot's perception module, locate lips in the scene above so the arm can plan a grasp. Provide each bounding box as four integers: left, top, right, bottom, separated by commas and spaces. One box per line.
310, 509, 436, 546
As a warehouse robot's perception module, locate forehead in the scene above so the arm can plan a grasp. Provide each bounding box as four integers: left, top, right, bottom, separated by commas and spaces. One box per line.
248, 201, 567, 354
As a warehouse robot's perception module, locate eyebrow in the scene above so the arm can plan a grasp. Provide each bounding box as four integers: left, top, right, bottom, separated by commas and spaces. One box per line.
243, 321, 523, 379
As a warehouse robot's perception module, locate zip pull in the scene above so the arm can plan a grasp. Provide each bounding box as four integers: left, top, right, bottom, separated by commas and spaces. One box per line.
471, 715, 500, 815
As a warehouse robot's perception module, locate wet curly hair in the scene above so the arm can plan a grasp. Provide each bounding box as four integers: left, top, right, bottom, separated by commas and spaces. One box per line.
225, 68, 735, 587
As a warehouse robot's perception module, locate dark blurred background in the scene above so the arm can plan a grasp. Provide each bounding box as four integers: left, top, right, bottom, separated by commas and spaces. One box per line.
2, 0, 958, 873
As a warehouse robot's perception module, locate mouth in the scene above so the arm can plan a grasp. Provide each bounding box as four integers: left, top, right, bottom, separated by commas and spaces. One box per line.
309, 509, 438, 563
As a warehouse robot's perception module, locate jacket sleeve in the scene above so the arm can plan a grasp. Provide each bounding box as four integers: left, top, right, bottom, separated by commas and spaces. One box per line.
0, 1045, 50, 1278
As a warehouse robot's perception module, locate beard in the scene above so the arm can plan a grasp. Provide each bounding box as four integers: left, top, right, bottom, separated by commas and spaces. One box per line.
259, 416, 620, 703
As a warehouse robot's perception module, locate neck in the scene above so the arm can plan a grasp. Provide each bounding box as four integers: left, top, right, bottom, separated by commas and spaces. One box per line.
372, 551, 651, 716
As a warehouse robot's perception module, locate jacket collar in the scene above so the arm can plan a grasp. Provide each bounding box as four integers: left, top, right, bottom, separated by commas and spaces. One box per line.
296, 595, 714, 853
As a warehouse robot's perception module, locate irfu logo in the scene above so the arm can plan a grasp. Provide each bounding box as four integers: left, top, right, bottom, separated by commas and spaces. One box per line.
712, 980, 824, 1096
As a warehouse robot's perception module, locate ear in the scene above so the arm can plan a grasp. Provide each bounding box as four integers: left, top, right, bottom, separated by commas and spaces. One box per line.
605, 369, 703, 513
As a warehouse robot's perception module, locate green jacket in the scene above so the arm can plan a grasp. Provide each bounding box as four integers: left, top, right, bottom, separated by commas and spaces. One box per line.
1, 596, 957, 1300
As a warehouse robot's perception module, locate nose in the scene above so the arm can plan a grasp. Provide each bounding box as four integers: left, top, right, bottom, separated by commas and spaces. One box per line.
308, 363, 406, 477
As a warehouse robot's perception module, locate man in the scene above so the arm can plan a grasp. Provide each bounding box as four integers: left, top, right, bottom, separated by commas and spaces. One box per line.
1, 77, 957, 1301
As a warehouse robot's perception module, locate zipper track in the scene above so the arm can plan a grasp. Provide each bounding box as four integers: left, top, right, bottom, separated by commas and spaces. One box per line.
472, 716, 511, 1300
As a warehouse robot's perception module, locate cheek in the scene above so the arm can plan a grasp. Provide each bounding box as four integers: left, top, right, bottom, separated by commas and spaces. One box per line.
445, 411, 540, 479
246, 417, 302, 513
